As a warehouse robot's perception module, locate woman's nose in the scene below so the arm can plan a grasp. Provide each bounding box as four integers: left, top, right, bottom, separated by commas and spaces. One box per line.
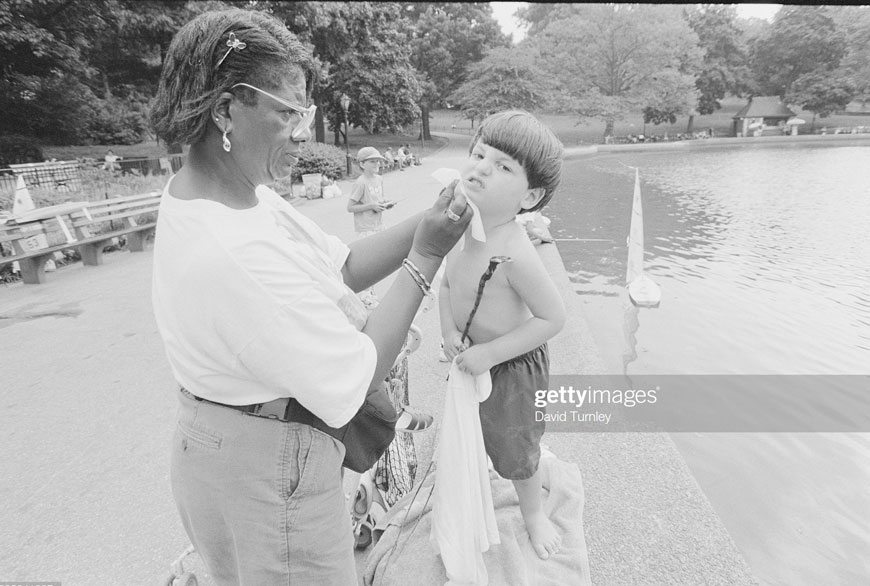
291, 125, 312, 142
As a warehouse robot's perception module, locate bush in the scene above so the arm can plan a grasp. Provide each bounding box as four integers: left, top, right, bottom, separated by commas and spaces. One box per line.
290, 141, 347, 182
0, 135, 44, 167
86, 94, 150, 145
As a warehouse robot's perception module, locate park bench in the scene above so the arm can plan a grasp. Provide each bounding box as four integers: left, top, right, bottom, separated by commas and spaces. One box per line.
0, 191, 161, 284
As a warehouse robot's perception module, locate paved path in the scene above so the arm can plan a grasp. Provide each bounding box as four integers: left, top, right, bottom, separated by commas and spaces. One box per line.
0, 135, 757, 585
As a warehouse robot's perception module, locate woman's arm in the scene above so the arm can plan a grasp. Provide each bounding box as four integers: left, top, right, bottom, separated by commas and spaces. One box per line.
341, 211, 423, 292
356, 182, 471, 389
438, 256, 466, 361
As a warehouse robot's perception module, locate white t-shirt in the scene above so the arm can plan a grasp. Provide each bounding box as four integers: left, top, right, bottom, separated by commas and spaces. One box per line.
152, 179, 377, 428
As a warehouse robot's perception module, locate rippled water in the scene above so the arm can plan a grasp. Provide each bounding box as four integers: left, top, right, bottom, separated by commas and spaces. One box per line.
549, 143, 870, 586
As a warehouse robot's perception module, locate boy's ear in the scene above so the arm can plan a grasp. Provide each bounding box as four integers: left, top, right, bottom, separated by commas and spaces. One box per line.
520, 187, 545, 211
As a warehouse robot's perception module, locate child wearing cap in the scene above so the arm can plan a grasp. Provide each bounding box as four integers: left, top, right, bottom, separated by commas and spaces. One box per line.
345, 145, 434, 516
347, 146, 395, 238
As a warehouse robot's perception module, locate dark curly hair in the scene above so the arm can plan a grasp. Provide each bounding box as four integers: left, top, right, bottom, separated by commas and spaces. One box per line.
469, 110, 564, 213
150, 9, 314, 146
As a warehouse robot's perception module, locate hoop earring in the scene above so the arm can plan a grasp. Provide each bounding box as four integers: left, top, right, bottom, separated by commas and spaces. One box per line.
222, 130, 231, 152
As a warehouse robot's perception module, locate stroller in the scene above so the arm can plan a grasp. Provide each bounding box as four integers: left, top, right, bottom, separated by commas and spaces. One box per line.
351, 323, 424, 549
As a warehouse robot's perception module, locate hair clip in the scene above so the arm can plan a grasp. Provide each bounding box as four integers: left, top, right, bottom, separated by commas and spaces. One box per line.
216, 32, 247, 69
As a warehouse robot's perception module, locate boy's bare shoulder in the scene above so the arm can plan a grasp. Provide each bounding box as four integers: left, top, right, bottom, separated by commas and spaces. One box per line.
503, 221, 544, 264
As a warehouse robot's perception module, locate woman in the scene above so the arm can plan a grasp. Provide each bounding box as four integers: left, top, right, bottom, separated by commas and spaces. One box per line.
149, 9, 470, 585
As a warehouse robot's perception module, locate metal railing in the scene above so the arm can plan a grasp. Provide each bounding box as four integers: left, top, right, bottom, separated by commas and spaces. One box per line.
0, 155, 185, 201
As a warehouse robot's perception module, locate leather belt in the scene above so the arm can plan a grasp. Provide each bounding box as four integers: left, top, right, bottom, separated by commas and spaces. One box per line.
181, 387, 319, 426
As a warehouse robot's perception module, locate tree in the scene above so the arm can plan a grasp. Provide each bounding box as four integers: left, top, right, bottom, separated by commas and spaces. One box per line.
82, 0, 196, 99
404, 3, 508, 139
749, 6, 846, 97
683, 4, 751, 126
448, 45, 555, 125
831, 6, 870, 109
641, 70, 699, 128
0, 0, 109, 142
786, 70, 856, 131
0, 0, 198, 144
515, 3, 565, 38
528, 4, 702, 138
266, 2, 421, 143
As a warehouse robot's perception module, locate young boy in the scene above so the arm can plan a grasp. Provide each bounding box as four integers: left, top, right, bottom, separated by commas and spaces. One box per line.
347, 146, 396, 309
345, 146, 428, 436
439, 110, 566, 560
346, 146, 395, 238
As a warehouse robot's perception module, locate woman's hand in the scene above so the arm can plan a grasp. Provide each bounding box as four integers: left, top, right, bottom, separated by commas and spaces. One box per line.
411, 180, 472, 260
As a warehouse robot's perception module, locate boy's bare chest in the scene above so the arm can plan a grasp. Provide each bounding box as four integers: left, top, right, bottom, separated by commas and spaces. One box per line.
448, 244, 503, 287
446, 240, 527, 339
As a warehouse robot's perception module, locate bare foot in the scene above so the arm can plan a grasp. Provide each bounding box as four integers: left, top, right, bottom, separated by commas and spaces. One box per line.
524, 509, 561, 560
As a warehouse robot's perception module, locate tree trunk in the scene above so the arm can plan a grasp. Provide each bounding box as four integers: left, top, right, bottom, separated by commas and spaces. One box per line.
314, 106, 325, 143
102, 72, 112, 100
604, 119, 614, 140
686, 114, 694, 134
422, 104, 431, 141
811, 112, 816, 133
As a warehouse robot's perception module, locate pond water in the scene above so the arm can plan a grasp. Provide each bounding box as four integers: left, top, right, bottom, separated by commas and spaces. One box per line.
548, 142, 870, 586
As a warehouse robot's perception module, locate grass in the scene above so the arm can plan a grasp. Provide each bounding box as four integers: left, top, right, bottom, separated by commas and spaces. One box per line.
341, 127, 447, 160
427, 97, 870, 145
25, 96, 866, 204
37, 97, 870, 163
42, 141, 181, 161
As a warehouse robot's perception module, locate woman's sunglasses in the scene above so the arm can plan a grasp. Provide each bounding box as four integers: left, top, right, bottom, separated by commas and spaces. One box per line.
232, 82, 317, 140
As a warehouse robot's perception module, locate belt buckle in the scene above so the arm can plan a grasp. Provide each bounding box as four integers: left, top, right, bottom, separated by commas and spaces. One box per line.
247, 398, 291, 421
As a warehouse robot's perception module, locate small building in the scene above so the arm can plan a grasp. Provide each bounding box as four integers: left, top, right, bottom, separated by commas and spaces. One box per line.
732, 96, 796, 137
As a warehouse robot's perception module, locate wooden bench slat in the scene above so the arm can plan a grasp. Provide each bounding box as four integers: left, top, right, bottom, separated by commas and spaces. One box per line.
79, 192, 161, 211
0, 191, 163, 284
69, 205, 160, 228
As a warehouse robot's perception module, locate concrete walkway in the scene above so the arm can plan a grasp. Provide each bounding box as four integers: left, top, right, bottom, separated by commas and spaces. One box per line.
0, 135, 757, 585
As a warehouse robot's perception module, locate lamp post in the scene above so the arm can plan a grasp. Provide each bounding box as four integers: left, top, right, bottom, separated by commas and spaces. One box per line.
340, 93, 352, 176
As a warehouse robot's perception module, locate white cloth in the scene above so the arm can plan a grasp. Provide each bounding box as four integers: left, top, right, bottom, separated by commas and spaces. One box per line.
431, 168, 486, 243
152, 179, 376, 427
430, 360, 500, 586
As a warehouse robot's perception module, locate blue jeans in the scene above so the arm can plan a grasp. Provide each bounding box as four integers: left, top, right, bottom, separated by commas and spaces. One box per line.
171, 389, 356, 585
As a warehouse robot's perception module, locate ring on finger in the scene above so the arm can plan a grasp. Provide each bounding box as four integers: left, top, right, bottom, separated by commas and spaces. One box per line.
446, 208, 462, 222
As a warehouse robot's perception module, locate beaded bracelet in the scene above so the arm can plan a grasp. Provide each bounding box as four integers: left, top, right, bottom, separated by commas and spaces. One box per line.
402, 258, 434, 298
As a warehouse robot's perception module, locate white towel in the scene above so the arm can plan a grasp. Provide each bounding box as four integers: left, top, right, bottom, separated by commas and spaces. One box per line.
432, 168, 486, 243
430, 360, 500, 586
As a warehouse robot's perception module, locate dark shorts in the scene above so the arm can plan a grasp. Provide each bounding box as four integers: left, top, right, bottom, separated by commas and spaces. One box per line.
479, 344, 549, 480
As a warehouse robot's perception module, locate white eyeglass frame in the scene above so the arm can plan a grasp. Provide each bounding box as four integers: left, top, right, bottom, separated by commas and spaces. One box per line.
232, 82, 316, 140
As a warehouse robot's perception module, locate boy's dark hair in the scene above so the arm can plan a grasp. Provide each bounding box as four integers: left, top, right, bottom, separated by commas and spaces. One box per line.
469, 110, 563, 213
